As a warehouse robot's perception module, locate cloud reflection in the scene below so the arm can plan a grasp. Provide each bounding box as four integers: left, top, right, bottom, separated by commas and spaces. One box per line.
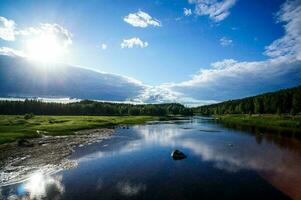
72, 122, 301, 199
117, 181, 146, 196
7, 172, 64, 200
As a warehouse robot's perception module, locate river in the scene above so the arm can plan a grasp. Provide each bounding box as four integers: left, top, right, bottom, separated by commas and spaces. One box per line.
1, 117, 301, 200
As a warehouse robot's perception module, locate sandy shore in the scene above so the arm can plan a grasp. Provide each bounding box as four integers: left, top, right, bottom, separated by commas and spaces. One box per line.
0, 128, 114, 186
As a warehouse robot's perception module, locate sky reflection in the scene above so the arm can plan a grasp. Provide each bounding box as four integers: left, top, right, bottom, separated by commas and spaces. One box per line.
74, 120, 301, 199
3, 172, 64, 200
2, 118, 301, 199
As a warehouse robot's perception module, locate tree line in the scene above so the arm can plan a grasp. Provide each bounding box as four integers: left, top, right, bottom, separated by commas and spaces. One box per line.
0, 100, 193, 116
193, 85, 301, 115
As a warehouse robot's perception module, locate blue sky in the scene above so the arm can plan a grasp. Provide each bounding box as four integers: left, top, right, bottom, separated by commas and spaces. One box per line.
0, 0, 301, 105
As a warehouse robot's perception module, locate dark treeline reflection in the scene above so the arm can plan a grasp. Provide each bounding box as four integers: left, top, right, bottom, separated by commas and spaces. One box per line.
0, 100, 193, 116
220, 121, 301, 155
194, 85, 301, 115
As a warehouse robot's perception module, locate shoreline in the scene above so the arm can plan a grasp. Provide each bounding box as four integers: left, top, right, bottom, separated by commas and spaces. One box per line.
0, 115, 160, 144
0, 115, 171, 186
0, 128, 114, 186
214, 114, 301, 134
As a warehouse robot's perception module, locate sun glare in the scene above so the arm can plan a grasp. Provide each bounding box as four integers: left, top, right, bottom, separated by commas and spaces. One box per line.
26, 34, 63, 62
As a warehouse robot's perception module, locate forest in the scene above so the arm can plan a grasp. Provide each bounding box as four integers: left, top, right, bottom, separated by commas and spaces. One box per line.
0, 99, 193, 116
1, 85, 300, 117
194, 85, 301, 115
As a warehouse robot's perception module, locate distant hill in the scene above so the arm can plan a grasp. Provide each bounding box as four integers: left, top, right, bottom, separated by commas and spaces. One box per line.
194, 85, 301, 115
0, 55, 144, 101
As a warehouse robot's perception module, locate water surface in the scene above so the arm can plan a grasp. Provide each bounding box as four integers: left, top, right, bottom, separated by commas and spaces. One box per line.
2, 117, 301, 200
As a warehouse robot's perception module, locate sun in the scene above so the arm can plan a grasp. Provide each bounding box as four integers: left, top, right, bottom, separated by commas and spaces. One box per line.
26, 34, 63, 62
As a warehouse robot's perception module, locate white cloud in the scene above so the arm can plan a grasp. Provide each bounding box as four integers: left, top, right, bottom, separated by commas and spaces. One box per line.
124, 11, 161, 28
137, 0, 301, 104
0, 16, 16, 41
121, 37, 148, 48
19, 23, 72, 48
100, 43, 107, 50
0, 16, 72, 49
211, 59, 236, 69
1, 0, 301, 106
164, 57, 301, 101
219, 37, 233, 46
264, 0, 301, 60
132, 85, 182, 104
0, 16, 73, 53
0, 53, 148, 102
188, 0, 237, 22
0, 18, 72, 62
184, 8, 192, 16
0, 47, 26, 57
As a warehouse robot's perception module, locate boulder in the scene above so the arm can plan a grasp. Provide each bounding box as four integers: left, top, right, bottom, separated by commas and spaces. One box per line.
171, 149, 187, 160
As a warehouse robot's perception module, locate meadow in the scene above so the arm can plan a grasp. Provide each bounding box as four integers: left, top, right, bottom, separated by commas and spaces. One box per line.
0, 115, 159, 144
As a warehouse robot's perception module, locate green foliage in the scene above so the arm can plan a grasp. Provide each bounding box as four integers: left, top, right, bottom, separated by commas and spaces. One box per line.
0, 115, 159, 144
291, 92, 301, 115
216, 115, 301, 131
24, 113, 34, 120
0, 100, 193, 116
194, 85, 301, 115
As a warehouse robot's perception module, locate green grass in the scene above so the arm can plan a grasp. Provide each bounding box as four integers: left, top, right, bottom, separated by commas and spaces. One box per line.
0, 115, 160, 144
215, 114, 301, 132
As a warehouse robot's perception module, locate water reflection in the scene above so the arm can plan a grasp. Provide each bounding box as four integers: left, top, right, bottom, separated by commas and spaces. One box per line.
116, 181, 146, 196
2, 172, 64, 200
74, 124, 182, 163
73, 120, 301, 199
2, 118, 301, 199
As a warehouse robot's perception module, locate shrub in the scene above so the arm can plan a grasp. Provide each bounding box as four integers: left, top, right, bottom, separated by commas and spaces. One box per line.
24, 113, 34, 120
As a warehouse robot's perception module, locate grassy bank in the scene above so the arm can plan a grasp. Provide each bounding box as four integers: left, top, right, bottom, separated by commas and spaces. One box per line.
0, 115, 160, 144
215, 114, 301, 132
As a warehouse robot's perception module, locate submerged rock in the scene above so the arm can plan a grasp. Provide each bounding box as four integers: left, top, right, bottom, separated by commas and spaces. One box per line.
171, 149, 187, 160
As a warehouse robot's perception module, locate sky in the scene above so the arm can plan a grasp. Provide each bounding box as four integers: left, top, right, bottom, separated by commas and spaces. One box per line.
0, 0, 301, 106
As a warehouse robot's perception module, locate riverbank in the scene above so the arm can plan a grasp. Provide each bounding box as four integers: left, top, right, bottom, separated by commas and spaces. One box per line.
0, 128, 115, 186
215, 114, 301, 132
0, 115, 164, 186
0, 115, 160, 144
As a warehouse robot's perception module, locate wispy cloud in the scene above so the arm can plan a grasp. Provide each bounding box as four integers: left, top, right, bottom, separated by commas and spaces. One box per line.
121, 37, 148, 48
219, 37, 233, 46
124, 11, 161, 28
184, 8, 192, 16
0, 16, 16, 41
188, 0, 237, 22
264, 0, 301, 60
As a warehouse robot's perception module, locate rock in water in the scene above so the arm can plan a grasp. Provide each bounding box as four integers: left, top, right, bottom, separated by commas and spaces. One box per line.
171, 149, 187, 160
